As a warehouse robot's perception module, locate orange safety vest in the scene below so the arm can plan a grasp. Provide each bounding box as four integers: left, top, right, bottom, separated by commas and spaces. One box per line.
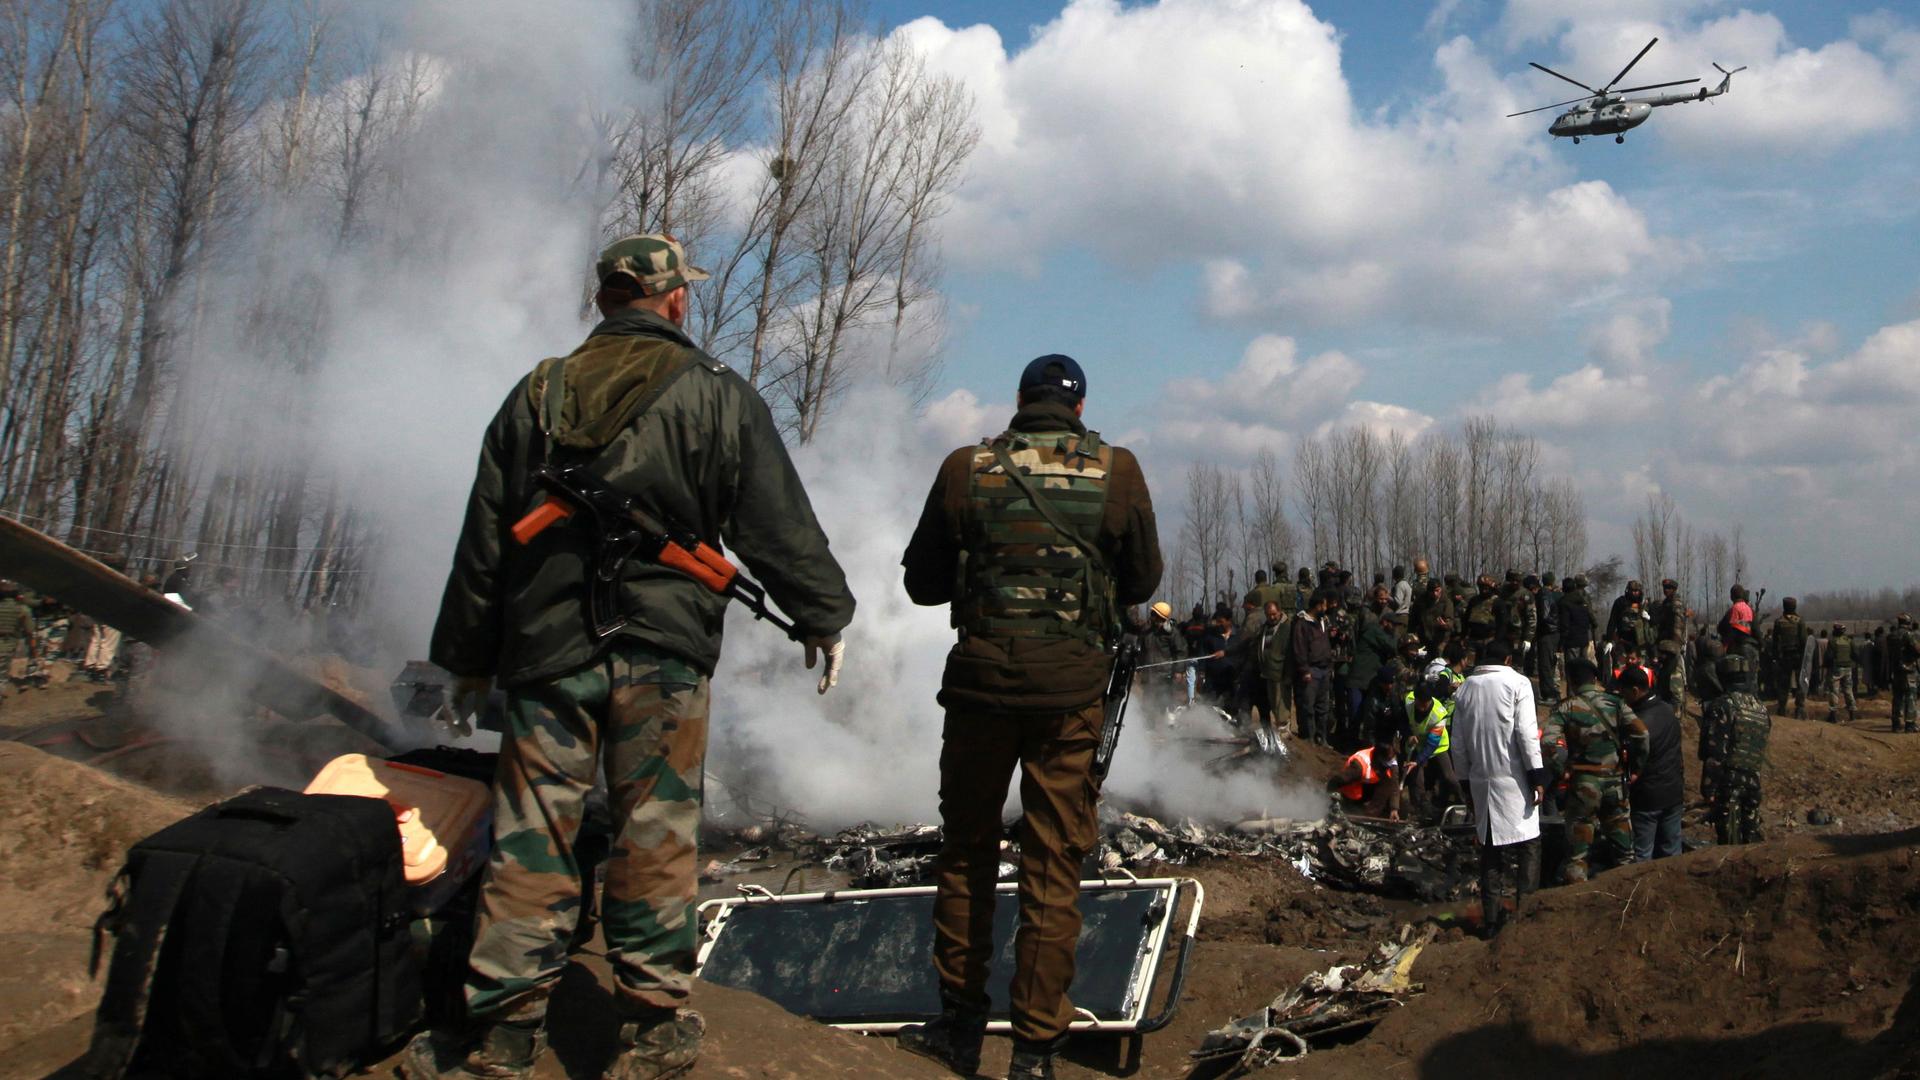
1340, 747, 1381, 802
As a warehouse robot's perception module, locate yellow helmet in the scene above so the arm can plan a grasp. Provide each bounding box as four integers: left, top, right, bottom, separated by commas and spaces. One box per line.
1150, 601, 1173, 621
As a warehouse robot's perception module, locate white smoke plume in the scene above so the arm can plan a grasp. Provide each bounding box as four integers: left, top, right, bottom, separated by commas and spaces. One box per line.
177, 3, 1324, 831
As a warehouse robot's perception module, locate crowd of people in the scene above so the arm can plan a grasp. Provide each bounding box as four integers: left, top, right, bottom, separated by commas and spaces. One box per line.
1127, 560, 1920, 937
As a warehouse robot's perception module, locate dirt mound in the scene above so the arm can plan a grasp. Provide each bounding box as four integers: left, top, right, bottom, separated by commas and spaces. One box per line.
0, 742, 196, 1054
1293, 832, 1920, 1079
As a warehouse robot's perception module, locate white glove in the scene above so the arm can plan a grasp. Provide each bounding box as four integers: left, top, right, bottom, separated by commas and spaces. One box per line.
804, 634, 845, 695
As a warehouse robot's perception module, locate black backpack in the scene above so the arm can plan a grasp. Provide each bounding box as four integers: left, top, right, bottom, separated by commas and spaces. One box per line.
64, 787, 423, 1079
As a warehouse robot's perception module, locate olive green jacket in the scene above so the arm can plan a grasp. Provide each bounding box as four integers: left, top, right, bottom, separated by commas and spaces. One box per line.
430, 309, 855, 687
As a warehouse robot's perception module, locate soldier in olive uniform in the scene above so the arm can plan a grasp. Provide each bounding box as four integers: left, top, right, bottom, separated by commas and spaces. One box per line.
1546, 658, 1649, 882
899, 355, 1162, 1080
1462, 575, 1502, 646
1891, 614, 1920, 733
1703, 647, 1771, 844
406, 236, 856, 1080
1769, 597, 1812, 718
0, 581, 37, 708
1825, 623, 1858, 724
1652, 578, 1690, 709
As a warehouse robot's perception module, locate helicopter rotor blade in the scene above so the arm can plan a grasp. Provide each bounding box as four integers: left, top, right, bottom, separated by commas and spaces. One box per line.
1529, 62, 1596, 95
1613, 77, 1701, 94
1604, 37, 1660, 92
1506, 94, 1596, 118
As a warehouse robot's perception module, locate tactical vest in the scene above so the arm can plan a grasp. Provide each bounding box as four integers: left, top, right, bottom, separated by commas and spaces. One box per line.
955, 428, 1117, 647
1772, 615, 1809, 660
1831, 635, 1854, 669
1723, 692, 1771, 773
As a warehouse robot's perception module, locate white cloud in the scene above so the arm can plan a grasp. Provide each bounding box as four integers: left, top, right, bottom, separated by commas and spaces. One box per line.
897, 0, 1685, 331
1507, 7, 1920, 154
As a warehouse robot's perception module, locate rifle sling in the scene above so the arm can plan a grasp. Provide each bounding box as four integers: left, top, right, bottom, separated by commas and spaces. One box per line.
987, 442, 1109, 573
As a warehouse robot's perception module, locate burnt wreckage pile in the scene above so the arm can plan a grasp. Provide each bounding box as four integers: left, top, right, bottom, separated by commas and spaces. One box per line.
706, 808, 1479, 901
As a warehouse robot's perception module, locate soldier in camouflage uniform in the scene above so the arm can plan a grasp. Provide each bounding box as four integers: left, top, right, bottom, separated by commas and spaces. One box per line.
0, 581, 37, 709
405, 236, 856, 1080
1545, 657, 1649, 882
1769, 597, 1812, 718
1652, 579, 1690, 710
1891, 614, 1920, 733
1825, 623, 1857, 724
899, 355, 1162, 1080
1703, 646, 1770, 844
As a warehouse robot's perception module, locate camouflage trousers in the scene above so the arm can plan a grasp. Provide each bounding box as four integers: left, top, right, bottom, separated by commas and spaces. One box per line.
466, 642, 709, 1023
1894, 674, 1918, 730
1713, 767, 1762, 845
1657, 648, 1686, 713
1561, 773, 1632, 883
1826, 667, 1856, 718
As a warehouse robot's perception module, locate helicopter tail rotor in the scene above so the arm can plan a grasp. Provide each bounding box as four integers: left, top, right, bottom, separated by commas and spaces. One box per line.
1711, 63, 1747, 95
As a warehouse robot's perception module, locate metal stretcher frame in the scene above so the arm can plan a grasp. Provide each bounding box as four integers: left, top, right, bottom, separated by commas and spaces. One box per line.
694, 876, 1204, 1035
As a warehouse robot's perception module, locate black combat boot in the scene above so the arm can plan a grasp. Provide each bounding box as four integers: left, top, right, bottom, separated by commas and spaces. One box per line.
396, 1019, 547, 1080
897, 1005, 987, 1076
1006, 1036, 1064, 1080
603, 1008, 704, 1080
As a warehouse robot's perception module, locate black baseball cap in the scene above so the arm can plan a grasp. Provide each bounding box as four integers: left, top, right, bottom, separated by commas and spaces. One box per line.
1019, 354, 1085, 400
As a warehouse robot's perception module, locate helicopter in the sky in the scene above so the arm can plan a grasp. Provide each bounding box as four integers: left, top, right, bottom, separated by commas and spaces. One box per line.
1509, 37, 1744, 144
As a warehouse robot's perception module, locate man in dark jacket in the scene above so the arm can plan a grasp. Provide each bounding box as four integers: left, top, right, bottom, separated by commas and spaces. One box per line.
1293, 590, 1335, 746
1620, 664, 1684, 860
898, 355, 1161, 1080
407, 236, 856, 1080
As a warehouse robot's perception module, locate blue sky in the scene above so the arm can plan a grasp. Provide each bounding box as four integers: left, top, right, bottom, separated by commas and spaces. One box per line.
853, 0, 1920, 588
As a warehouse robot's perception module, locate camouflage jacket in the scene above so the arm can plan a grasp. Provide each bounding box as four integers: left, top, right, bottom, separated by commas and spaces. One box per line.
1704, 690, 1770, 773
1653, 596, 1688, 652
903, 401, 1162, 713
1891, 628, 1920, 674
0, 599, 33, 658
1547, 685, 1649, 778
1501, 586, 1537, 641
430, 308, 856, 687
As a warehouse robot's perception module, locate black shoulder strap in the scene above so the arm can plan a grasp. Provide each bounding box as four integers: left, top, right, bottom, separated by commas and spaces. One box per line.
987, 441, 1109, 572
62, 853, 203, 1080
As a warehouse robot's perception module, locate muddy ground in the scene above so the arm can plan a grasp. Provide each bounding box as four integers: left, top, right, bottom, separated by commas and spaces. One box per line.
4, 679, 1920, 1079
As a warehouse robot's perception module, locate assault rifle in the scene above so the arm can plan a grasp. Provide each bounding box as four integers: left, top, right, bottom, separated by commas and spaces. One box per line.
1092, 637, 1140, 782
510, 463, 797, 641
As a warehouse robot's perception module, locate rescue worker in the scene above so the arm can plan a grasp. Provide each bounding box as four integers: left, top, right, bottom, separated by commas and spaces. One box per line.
1329, 734, 1404, 820
1825, 622, 1857, 725
899, 354, 1162, 1080
407, 235, 857, 1080
1405, 671, 1464, 815
1769, 597, 1812, 718
1891, 614, 1920, 733
0, 581, 36, 707
1546, 657, 1648, 883
1703, 647, 1771, 845
1138, 601, 1191, 713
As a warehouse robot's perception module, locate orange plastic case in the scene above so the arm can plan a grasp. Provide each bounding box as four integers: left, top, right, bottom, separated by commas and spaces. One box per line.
305, 754, 490, 908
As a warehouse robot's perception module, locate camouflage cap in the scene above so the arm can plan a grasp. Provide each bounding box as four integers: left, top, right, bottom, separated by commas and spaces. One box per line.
595, 234, 710, 297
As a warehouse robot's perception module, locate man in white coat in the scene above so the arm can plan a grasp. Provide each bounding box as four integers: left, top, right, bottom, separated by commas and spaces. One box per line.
1451, 636, 1549, 937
